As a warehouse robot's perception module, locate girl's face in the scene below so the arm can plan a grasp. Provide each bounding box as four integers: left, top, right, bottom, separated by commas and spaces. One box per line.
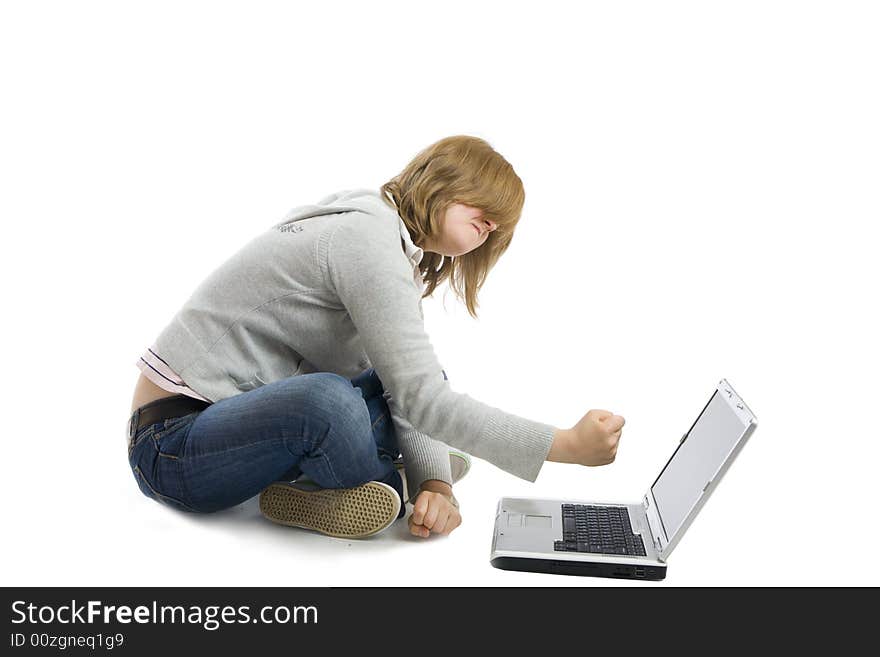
422, 203, 497, 257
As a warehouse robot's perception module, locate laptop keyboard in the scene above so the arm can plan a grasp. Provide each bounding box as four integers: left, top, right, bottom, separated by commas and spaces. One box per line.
554, 504, 647, 556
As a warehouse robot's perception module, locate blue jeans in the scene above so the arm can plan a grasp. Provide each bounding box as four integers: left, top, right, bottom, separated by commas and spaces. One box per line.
127, 369, 405, 516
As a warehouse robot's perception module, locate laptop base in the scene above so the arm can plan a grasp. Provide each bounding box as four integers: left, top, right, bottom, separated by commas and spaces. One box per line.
491, 556, 667, 581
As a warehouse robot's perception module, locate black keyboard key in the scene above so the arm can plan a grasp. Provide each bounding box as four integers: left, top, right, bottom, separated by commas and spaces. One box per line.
554, 504, 649, 556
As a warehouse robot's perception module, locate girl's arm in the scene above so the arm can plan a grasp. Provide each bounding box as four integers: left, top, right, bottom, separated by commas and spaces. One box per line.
324, 215, 556, 483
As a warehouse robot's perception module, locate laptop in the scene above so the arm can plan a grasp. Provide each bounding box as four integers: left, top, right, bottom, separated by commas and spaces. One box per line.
490, 379, 757, 581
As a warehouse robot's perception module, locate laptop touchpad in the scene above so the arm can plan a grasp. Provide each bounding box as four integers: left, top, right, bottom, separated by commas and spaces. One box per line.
506, 513, 552, 528
525, 514, 552, 528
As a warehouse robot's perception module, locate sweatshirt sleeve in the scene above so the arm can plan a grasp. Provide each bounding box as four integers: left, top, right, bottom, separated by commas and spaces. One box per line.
322, 214, 556, 483
386, 395, 454, 503
387, 298, 452, 501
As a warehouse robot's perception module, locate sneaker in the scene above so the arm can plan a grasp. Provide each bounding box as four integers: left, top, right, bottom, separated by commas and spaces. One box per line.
448, 449, 471, 483
259, 480, 401, 539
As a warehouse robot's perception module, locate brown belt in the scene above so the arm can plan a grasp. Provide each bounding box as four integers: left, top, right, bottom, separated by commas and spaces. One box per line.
128, 394, 211, 439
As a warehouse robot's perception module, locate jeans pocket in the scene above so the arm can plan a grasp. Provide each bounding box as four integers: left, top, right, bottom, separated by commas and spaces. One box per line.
128, 423, 158, 458
153, 413, 198, 459
132, 465, 195, 513
132, 466, 158, 502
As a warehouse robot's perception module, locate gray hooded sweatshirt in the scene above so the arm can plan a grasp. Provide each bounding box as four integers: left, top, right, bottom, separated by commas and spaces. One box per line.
151, 189, 556, 499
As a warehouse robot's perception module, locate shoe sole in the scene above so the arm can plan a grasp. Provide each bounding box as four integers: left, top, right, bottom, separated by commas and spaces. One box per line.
259, 481, 400, 539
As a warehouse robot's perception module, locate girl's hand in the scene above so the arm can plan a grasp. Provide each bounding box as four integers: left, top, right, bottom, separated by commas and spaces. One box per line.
409, 488, 461, 538
549, 409, 625, 466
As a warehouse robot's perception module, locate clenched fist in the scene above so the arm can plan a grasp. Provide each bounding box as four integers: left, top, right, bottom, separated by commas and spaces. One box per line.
548, 409, 625, 466
409, 489, 462, 538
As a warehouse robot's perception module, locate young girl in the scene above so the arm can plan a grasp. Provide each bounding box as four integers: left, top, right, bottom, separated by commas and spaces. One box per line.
127, 135, 625, 539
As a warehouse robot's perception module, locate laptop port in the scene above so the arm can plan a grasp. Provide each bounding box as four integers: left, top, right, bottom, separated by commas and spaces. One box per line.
634, 567, 646, 578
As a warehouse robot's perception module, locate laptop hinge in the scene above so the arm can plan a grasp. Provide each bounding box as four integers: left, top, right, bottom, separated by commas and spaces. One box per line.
643, 493, 667, 555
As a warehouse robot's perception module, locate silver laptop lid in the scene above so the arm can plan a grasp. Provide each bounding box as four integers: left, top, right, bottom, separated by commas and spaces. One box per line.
644, 379, 757, 560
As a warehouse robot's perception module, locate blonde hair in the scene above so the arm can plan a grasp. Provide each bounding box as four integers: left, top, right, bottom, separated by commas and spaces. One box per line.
380, 135, 525, 318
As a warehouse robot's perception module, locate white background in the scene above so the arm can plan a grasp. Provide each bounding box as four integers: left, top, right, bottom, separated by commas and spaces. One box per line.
1, 1, 877, 587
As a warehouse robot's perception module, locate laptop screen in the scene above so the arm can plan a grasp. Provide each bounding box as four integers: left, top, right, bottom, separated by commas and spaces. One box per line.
651, 390, 751, 543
